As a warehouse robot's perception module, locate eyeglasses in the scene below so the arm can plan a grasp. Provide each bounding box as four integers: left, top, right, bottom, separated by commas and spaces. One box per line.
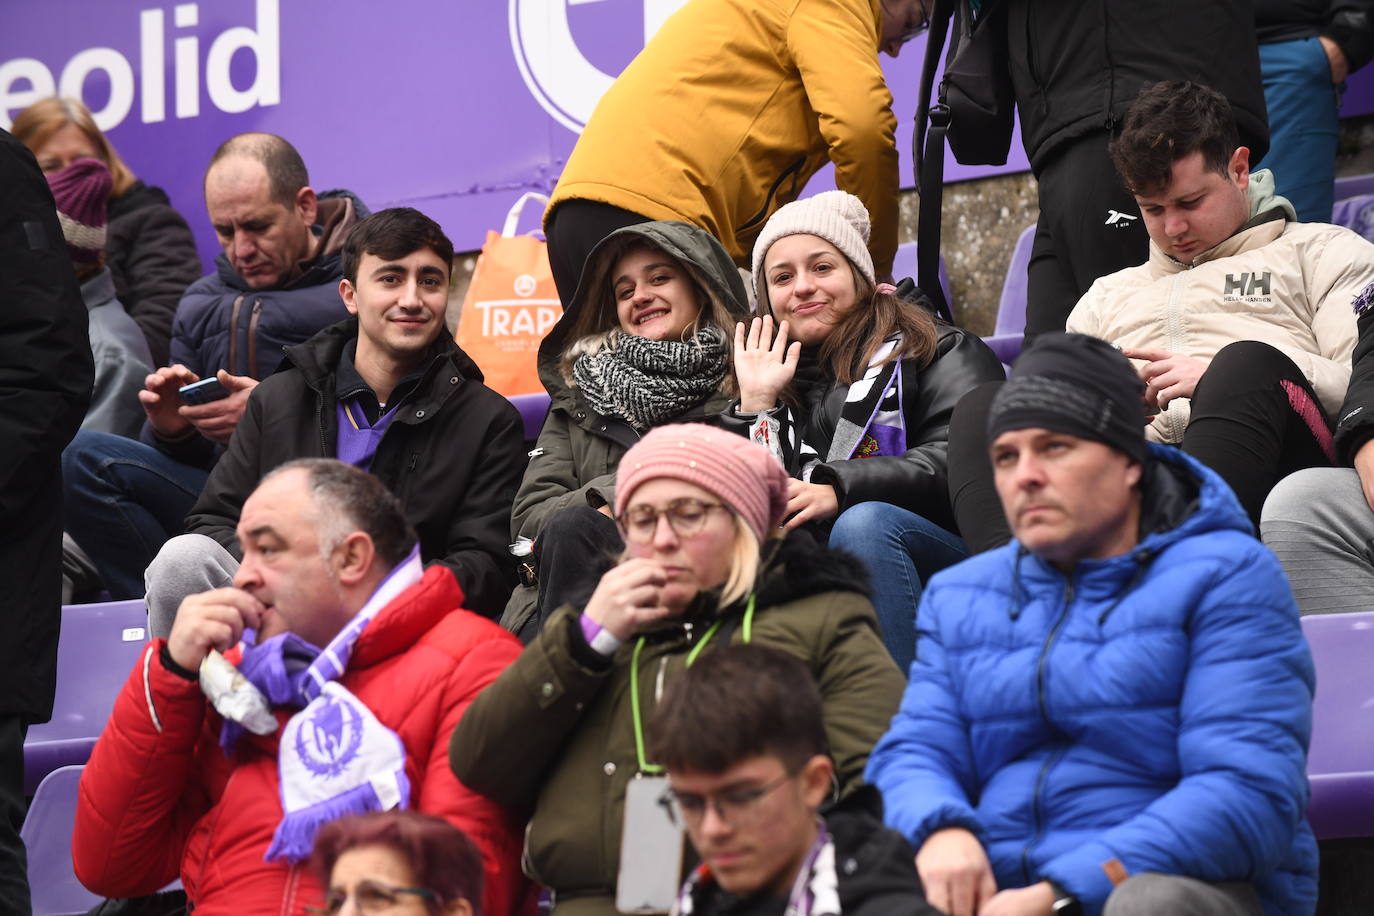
616, 498, 727, 544
658, 772, 793, 829
308, 880, 438, 915
883, 0, 931, 45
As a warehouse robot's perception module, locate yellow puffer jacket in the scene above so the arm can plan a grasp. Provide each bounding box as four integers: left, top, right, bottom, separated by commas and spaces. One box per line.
548, 0, 899, 276
1068, 171, 1370, 444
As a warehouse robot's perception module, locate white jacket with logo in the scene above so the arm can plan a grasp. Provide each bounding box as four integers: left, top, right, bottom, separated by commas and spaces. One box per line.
1067, 171, 1372, 444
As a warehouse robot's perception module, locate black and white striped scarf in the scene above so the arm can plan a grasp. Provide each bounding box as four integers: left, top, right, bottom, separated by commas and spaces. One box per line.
572, 327, 728, 430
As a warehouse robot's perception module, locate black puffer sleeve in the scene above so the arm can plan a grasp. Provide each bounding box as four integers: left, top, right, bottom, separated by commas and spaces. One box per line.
1326, 0, 1374, 74
1335, 303, 1374, 463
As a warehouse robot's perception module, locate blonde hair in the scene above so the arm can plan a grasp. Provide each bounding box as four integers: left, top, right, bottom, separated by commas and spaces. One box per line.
10, 97, 137, 197
720, 515, 769, 608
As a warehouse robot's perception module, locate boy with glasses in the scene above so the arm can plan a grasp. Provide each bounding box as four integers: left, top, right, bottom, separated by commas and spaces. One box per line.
648, 644, 937, 916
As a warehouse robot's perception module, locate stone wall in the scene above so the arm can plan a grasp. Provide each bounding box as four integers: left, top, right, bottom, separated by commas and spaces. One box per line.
446, 112, 1374, 339
896, 173, 1039, 337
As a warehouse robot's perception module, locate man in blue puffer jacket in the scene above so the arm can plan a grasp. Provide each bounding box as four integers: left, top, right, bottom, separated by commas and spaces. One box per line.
868, 333, 1316, 916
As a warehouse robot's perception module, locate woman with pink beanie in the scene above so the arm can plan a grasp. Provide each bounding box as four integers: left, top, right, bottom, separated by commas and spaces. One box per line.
452, 423, 904, 916
728, 191, 1004, 674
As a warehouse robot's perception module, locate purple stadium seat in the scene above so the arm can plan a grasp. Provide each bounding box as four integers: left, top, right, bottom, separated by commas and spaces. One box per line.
1332, 193, 1374, 244
24, 600, 148, 795
22, 765, 100, 915
1334, 172, 1374, 202
1302, 610, 1374, 839
508, 392, 550, 442
982, 224, 1035, 365
892, 241, 953, 313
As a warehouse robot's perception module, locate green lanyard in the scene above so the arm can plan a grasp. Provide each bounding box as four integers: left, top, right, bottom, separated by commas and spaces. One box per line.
629, 594, 755, 775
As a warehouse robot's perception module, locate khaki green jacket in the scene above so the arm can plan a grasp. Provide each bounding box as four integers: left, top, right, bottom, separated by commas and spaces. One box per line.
501, 221, 751, 635
453, 536, 904, 916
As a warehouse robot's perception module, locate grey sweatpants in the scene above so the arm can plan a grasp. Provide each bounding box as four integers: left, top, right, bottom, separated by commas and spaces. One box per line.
1104, 874, 1263, 915
1261, 468, 1374, 615
143, 534, 239, 639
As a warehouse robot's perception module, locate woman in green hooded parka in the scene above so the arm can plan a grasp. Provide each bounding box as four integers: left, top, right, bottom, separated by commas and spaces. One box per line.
500, 221, 751, 639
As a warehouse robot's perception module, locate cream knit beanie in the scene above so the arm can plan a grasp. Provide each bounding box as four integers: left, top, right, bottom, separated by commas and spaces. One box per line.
750, 190, 875, 308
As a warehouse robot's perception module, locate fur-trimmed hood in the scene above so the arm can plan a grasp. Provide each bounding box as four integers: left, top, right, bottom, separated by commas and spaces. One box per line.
750, 531, 872, 609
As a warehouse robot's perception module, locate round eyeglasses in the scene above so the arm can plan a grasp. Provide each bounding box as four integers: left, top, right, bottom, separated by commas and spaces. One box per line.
658, 772, 793, 829
616, 498, 728, 544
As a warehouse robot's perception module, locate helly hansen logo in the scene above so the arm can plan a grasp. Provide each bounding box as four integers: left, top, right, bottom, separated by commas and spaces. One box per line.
1222, 272, 1272, 304
1224, 272, 1271, 296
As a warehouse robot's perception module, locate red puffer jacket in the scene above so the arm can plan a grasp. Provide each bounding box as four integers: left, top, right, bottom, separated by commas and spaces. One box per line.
73, 566, 531, 916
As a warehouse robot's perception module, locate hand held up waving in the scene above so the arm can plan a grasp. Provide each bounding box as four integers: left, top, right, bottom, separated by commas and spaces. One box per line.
735, 316, 801, 413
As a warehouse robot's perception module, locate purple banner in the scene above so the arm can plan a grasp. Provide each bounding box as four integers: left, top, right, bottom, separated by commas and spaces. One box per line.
4, 1, 1371, 267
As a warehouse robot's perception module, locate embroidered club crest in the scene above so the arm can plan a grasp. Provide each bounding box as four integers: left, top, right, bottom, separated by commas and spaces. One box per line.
295, 694, 365, 779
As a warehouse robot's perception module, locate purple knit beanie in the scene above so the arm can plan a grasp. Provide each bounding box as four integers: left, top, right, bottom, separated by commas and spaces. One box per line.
615, 424, 790, 543
47, 158, 111, 265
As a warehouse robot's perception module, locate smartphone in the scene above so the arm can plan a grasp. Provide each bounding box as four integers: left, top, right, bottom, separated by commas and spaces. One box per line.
178, 377, 231, 405
615, 776, 683, 914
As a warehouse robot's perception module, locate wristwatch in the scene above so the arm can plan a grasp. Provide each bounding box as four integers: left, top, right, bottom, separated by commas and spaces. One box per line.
1048, 881, 1082, 916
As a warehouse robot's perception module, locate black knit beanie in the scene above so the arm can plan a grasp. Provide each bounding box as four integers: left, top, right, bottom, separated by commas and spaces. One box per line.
987, 333, 1148, 464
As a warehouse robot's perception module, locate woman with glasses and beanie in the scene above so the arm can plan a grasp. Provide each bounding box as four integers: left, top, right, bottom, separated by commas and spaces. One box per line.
729, 191, 1004, 674
453, 423, 904, 916
501, 221, 750, 641
309, 810, 483, 915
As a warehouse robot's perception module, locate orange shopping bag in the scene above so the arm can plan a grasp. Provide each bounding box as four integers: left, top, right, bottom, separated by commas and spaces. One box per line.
456, 192, 562, 398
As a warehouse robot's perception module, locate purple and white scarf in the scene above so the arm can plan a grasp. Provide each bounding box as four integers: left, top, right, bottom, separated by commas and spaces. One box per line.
219, 547, 425, 862
671, 821, 838, 916
746, 338, 908, 477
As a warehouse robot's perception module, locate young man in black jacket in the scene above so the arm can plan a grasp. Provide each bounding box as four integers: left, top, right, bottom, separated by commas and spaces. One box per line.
647, 645, 937, 916
142, 207, 524, 629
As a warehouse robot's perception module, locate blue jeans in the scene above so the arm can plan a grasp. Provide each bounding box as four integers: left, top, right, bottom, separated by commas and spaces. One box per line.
828, 501, 968, 674
1259, 37, 1343, 223
62, 430, 209, 599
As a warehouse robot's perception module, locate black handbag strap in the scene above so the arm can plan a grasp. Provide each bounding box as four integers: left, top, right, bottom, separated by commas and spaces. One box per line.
918, 107, 953, 324
914, 0, 955, 191
914, 0, 957, 324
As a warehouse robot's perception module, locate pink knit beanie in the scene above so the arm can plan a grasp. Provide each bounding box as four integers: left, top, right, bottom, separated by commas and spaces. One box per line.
615, 424, 790, 543
47, 158, 111, 265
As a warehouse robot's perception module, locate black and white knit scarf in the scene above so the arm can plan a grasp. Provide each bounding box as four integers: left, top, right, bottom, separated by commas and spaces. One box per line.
572, 327, 728, 430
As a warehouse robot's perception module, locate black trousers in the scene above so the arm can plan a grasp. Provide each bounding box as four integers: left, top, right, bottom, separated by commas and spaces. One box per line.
1026, 130, 1149, 340
1183, 341, 1334, 525
544, 199, 651, 308
0, 716, 28, 916
947, 342, 1336, 550
525, 505, 624, 641
948, 381, 1013, 554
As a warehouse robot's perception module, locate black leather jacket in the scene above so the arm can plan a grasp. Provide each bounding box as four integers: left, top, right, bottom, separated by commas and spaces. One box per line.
722, 323, 1005, 532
